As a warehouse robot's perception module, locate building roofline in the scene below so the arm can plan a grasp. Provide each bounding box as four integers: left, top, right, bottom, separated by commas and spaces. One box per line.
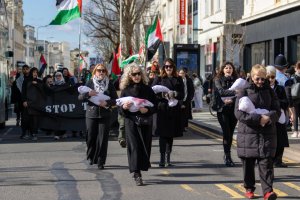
237, 2, 300, 26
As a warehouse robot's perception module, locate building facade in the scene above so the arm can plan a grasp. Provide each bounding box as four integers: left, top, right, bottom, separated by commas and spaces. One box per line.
70, 49, 89, 76
238, 0, 300, 71
6, 0, 24, 69
48, 41, 70, 71
24, 25, 35, 67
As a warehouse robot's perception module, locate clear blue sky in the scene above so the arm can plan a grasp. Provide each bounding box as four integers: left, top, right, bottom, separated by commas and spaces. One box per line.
23, 0, 93, 54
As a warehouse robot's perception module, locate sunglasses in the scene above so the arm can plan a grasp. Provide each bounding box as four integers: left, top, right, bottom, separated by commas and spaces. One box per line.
254, 77, 265, 82
164, 65, 173, 69
267, 75, 275, 79
131, 72, 141, 77
96, 69, 106, 73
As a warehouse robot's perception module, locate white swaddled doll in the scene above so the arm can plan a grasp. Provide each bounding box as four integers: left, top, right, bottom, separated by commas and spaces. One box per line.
238, 96, 285, 124
116, 96, 154, 112
78, 86, 110, 105
152, 85, 178, 107
221, 78, 250, 102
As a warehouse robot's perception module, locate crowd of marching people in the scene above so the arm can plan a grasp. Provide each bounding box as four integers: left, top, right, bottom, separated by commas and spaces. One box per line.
10, 54, 300, 199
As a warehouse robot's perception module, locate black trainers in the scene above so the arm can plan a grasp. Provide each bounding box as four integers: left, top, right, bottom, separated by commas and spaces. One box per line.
135, 176, 143, 186
119, 140, 126, 148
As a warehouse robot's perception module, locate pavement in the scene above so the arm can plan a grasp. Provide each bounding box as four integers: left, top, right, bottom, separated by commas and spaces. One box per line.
189, 104, 300, 164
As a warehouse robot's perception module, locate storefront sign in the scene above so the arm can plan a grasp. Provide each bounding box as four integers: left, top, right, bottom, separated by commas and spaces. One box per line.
180, 0, 186, 25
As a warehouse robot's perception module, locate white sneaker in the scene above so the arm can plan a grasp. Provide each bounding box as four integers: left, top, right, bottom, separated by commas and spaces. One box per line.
291, 131, 298, 138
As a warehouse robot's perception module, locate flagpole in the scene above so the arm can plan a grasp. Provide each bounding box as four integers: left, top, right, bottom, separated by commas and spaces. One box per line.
78, 13, 82, 79
119, 0, 122, 70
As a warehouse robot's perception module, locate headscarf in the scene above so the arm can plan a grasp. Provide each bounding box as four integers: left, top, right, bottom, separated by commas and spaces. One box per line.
54, 72, 65, 85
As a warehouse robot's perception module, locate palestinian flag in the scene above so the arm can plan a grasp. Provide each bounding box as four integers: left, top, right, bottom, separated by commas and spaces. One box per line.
111, 44, 121, 81
121, 54, 139, 68
145, 16, 163, 61
38, 54, 47, 77
79, 55, 87, 72
50, 0, 82, 25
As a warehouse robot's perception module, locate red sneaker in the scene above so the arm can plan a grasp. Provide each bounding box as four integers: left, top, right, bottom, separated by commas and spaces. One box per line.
264, 192, 277, 200
245, 191, 255, 199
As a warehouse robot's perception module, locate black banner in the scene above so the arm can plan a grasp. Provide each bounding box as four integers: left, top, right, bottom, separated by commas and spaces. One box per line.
27, 83, 87, 131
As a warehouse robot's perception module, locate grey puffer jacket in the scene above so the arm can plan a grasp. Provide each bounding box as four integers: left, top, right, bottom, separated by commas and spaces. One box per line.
234, 82, 281, 158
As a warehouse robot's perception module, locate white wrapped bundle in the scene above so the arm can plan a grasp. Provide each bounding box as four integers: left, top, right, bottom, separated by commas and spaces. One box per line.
229, 78, 249, 91
152, 85, 178, 107
152, 85, 170, 93
78, 86, 110, 105
239, 96, 269, 114
238, 96, 285, 124
116, 96, 154, 112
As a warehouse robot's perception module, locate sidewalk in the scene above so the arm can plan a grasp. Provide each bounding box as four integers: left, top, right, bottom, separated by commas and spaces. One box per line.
189, 104, 300, 163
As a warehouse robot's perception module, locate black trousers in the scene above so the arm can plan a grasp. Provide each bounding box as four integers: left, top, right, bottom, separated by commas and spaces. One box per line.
241, 157, 274, 195
159, 137, 174, 153
125, 118, 152, 173
217, 107, 237, 154
86, 117, 111, 165
21, 108, 30, 135
274, 147, 284, 163
293, 103, 300, 131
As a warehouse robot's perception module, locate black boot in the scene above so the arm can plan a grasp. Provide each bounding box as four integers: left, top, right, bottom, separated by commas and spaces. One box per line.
166, 152, 173, 167
159, 153, 166, 167
224, 154, 235, 167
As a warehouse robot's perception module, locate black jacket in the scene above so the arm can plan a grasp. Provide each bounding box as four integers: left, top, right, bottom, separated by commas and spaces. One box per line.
79, 79, 118, 118
234, 83, 281, 158
152, 76, 184, 137
119, 82, 157, 118
213, 76, 236, 112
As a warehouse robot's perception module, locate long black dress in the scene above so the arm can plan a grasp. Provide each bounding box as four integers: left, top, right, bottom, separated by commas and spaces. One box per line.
79, 79, 118, 166
119, 82, 157, 173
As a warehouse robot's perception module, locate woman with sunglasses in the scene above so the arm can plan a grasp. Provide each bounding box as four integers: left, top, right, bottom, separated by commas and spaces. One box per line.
79, 64, 118, 170
119, 63, 157, 186
152, 58, 184, 167
213, 61, 238, 167
266, 65, 289, 168
235, 64, 280, 200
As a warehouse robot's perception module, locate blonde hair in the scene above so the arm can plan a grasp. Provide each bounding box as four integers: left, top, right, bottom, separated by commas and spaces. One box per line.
92, 64, 108, 77
119, 63, 148, 90
250, 64, 266, 77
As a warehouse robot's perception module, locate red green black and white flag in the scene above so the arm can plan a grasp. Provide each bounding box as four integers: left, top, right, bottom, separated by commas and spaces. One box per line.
145, 16, 163, 61
50, 0, 82, 25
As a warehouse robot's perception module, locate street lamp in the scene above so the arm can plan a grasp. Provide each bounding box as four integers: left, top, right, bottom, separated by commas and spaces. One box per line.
36, 25, 48, 50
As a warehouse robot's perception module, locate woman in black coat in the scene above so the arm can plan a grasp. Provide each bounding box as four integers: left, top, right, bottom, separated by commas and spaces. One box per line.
213, 61, 238, 167
79, 64, 118, 170
235, 64, 280, 200
266, 65, 289, 168
119, 63, 157, 186
178, 68, 194, 131
152, 58, 184, 167
22, 67, 44, 141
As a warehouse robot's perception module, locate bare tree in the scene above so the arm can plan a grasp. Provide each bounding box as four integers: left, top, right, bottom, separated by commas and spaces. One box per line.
84, 0, 153, 61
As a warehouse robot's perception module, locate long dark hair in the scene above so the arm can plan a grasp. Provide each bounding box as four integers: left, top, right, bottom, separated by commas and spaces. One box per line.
29, 67, 38, 80
160, 58, 178, 78
215, 61, 238, 79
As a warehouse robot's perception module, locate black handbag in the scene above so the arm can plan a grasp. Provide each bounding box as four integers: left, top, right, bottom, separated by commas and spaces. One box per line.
291, 79, 300, 99
134, 115, 152, 126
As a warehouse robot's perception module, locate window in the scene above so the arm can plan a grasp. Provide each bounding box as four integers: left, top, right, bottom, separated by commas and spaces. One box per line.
211, 0, 214, 14
216, 0, 221, 11
275, 0, 280, 3
193, 0, 198, 12
205, 0, 209, 16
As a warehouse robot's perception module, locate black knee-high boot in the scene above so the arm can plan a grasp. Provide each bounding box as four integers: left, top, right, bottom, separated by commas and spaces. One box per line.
166, 152, 172, 167
159, 153, 165, 167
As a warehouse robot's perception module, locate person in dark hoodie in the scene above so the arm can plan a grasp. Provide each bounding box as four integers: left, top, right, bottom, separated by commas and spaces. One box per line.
234, 64, 280, 200
19, 65, 31, 139
22, 67, 44, 141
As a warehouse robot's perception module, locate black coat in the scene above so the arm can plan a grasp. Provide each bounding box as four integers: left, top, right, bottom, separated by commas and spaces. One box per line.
213, 76, 236, 112
234, 83, 281, 158
152, 76, 184, 137
79, 79, 118, 119
273, 82, 289, 148
119, 82, 157, 173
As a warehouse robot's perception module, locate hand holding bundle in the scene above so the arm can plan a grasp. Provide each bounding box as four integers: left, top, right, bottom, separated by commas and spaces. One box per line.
116, 96, 154, 112
152, 85, 178, 107
78, 86, 110, 105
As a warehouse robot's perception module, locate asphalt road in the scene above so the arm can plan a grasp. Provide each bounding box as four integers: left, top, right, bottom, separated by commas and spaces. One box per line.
0, 118, 300, 200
